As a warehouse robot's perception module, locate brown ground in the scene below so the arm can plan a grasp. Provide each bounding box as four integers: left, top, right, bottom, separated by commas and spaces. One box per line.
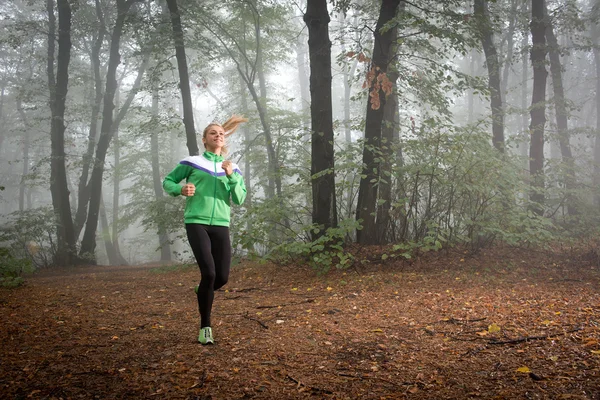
1, 246, 599, 400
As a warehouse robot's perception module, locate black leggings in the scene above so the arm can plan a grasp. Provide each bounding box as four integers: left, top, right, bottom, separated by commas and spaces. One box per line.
185, 224, 231, 328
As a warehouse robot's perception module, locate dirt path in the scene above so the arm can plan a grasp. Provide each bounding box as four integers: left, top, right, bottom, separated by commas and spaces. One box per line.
1, 248, 599, 399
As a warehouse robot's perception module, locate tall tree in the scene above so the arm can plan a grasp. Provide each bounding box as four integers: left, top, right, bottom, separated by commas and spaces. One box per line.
304, 0, 338, 237
151, 68, 172, 262
529, 0, 548, 214
592, 0, 600, 207
80, 0, 140, 260
166, 0, 199, 157
47, 0, 78, 266
545, 2, 576, 216
520, 0, 530, 169
474, 0, 504, 152
74, 0, 106, 240
356, 0, 401, 244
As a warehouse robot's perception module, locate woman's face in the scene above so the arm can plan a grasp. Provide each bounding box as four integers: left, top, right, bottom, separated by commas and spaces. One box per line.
202, 125, 225, 154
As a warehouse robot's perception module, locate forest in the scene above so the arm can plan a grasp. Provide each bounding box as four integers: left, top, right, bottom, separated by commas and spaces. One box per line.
1, 1, 599, 399
0, 0, 599, 272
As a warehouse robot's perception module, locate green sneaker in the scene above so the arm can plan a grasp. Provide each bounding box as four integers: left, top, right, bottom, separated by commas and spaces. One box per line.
198, 327, 214, 345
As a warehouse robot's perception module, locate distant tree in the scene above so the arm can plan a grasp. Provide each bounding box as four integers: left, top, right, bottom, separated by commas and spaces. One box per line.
304, 0, 338, 238
474, 0, 504, 152
545, 2, 576, 216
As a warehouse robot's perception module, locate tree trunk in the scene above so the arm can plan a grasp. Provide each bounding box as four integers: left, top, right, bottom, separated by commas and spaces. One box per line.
304, 0, 338, 238
474, 0, 504, 152
340, 11, 359, 143
592, 6, 600, 207
356, 0, 401, 245
240, 75, 252, 205
166, 0, 199, 157
376, 69, 399, 244
520, 0, 529, 169
99, 194, 120, 265
529, 0, 548, 215
151, 76, 172, 262
296, 2, 310, 130
501, 0, 518, 98
16, 97, 30, 212
74, 0, 106, 240
48, 0, 78, 266
545, 3, 576, 216
80, 0, 136, 261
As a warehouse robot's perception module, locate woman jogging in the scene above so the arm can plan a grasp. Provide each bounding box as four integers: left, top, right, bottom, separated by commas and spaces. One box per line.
163, 115, 247, 344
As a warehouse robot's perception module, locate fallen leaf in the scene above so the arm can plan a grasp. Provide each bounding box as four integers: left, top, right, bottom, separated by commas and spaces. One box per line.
516, 366, 530, 373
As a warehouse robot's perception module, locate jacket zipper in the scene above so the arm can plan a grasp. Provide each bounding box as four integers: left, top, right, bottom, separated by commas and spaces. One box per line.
210, 158, 217, 224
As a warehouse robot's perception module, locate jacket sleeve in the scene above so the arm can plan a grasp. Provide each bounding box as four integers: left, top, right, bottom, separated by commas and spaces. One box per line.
227, 171, 247, 205
163, 163, 191, 197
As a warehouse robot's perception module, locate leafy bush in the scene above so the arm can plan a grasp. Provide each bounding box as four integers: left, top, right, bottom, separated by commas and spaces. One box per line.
0, 248, 32, 287
267, 219, 360, 274
0, 207, 57, 272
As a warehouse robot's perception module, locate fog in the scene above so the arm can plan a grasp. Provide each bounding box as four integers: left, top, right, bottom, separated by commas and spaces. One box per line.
1, 0, 599, 270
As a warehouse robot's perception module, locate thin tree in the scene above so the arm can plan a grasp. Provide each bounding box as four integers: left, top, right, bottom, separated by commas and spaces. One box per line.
474, 0, 504, 152
304, 0, 338, 238
545, 2, 576, 216
356, 0, 401, 245
529, 0, 548, 215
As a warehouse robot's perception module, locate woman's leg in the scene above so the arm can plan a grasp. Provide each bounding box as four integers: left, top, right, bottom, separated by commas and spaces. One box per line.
208, 225, 231, 291
185, 224, 216, 328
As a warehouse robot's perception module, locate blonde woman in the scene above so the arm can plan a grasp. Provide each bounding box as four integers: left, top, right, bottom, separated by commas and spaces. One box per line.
163, 116, 247, 344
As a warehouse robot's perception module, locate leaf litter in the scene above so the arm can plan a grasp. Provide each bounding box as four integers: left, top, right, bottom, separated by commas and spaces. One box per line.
0, 245, 599, 399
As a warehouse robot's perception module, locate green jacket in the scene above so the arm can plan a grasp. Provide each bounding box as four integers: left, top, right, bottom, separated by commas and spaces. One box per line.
163, 151, 246, 226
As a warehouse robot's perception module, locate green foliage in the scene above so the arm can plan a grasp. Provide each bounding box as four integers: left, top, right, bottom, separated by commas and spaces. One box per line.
0, 207, 57, 271
0, 248, 30, 287
267, 219, 361, 274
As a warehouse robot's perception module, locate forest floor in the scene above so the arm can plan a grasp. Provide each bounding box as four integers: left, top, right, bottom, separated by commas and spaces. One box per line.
1, 245, 599, 400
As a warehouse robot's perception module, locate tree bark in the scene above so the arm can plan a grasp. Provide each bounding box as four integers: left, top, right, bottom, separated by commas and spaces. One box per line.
474, 0, 504, 152
48, 0, 78, 266
166, 0, 199, 157
545, 4, 576, 216
356, 0, 401, 244
304, 0, 338, 238
529, 0, 548, 215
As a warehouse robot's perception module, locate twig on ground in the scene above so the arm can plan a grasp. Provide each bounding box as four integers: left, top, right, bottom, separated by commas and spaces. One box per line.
286, 374, 333, 394
488, 326, 583, 345
257, 298, 316, 309
243, 313, 269, 329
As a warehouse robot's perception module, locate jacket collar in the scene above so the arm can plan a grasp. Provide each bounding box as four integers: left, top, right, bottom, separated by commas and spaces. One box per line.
202, 151, 224, 162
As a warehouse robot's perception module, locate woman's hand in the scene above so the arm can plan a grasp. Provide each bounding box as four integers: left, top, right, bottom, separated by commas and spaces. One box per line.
181, 183, 196, 196
222, 160, 233, 176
